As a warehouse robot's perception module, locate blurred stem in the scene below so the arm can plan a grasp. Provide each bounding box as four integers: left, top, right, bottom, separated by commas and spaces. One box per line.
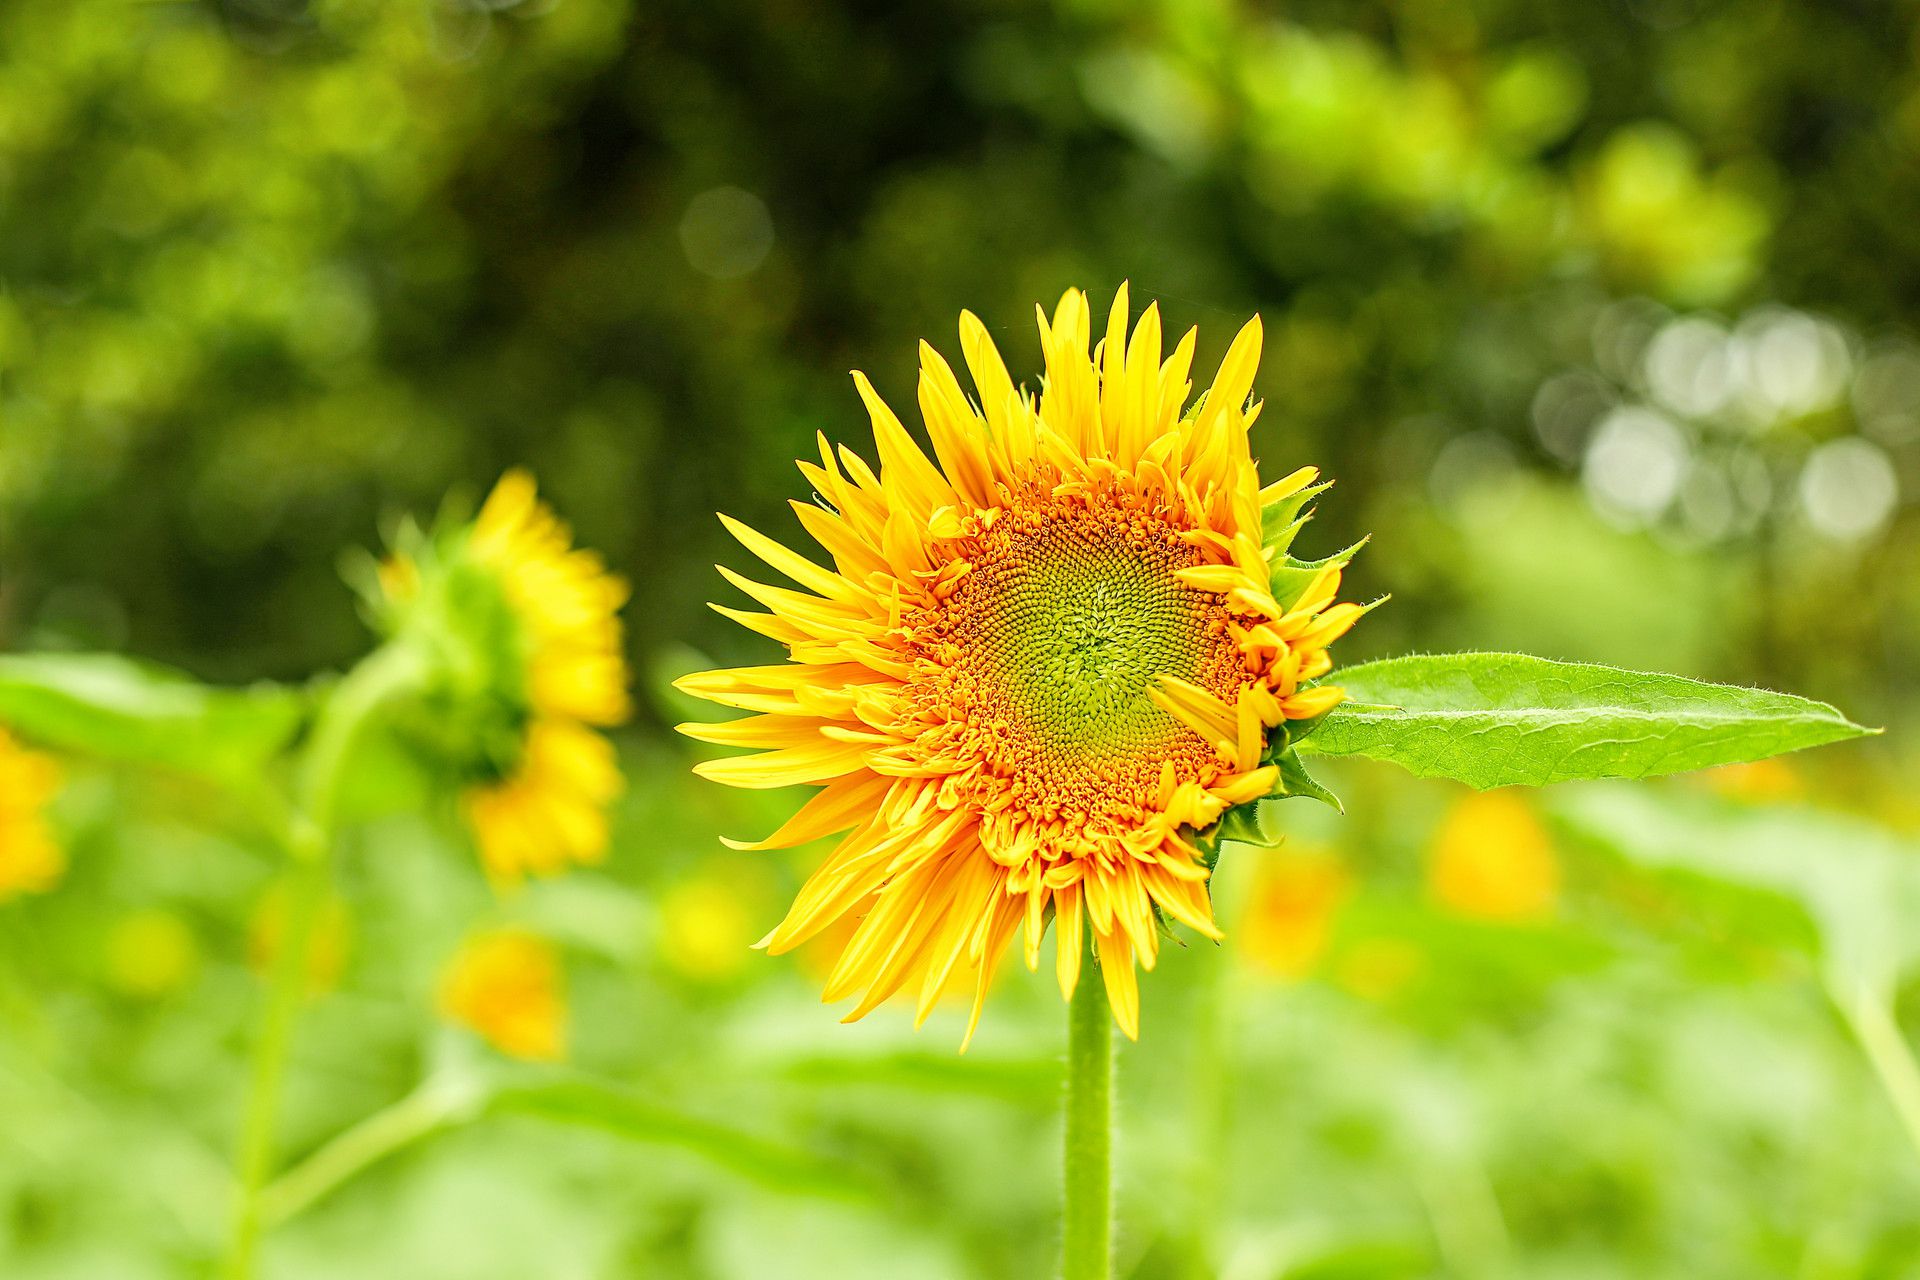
1832, 978, 1920, 1162
260, 1074, 478, 1228
1063, 960, 1113, 1280
223, 641, 426, 1280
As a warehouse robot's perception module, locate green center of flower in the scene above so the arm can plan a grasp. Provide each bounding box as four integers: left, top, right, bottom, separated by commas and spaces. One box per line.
986, 532, 1209, 757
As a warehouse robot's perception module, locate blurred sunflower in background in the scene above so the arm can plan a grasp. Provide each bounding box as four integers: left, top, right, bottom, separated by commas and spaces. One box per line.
1427, 790, 1561, 923
371, 472, 630, 882
681, 287, 1369, 1041
0, 727, 64, 902
1239, 847, 1352, 979
438, 927, 568, 1062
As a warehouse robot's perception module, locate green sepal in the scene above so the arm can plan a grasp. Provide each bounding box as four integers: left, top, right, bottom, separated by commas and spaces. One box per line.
1212, 797, 1283, 851
1268, 537, 1368, 612
1276, 703, 1333, 747
1272, 745, 1343, 812
1259, 482, 1333, 560
1194, 728, 1343, 865
348, 507, 535, 788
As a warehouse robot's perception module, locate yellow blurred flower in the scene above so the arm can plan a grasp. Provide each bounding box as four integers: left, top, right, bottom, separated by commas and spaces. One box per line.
1696, 757, 1803, 804
463, 717, 623, 883
0, 728, 64, 903
105, 909, 201, 999
375, 549, 421, 604
462, 472, 629, 882
468, 471, 632, 729
1238, 849, 1351, 979
375, 471, 630, 883
438, 928, 567, 1062
1427, 790, 1560, 923
248, 885, 352, 993
659, 862, 767, 983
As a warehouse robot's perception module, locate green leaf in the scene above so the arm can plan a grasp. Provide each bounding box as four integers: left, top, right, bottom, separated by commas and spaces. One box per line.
1303, 652, 1873, 789
488, 1078, 877, 1200
0, 653, 306, 779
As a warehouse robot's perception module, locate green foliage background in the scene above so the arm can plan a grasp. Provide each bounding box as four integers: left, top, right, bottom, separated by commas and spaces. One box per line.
4, 1, 1920, 1277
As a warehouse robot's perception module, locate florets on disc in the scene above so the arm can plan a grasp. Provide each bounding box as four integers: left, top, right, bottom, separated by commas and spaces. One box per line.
679, 286, 1365, 1041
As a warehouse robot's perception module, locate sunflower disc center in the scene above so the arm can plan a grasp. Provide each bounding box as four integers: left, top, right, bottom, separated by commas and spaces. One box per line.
903, 485, 1245, 826
990, 536, 1202, 757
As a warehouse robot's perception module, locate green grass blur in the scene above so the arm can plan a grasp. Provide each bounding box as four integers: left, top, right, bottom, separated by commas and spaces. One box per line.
4, 1, 1920, 1276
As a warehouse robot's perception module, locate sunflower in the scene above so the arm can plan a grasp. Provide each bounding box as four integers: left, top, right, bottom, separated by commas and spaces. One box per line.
0, 727, 64, 903
375, 472, 630, 882
680, 287, 1368, 1041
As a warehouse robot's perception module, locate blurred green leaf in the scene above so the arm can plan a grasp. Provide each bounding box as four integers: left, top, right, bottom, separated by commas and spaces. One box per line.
488, 1077, 877, 1201
1304, 653, 1872, 788
330, 721, 439, 824
1273, 1236, 1433, 1280
0, 652, 305, 780
1549, 784, 1920, 995
780, 1051, 1060, 1104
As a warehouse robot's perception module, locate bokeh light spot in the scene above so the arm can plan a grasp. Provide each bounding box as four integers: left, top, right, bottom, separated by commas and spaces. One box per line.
1582, 406, 1689, 528
1799, 437, 1898, 543
678, 186, 774, 280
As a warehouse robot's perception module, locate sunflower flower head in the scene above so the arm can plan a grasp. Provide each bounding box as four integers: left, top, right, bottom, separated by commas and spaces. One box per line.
364, 471, 630, 883
680, 286, 1372, 1042
437, 927, 568, 1062
0, 728, 64, 903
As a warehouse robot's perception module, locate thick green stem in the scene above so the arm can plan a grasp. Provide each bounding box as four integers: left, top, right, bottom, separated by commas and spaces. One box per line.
223, 642, 425, 1280
1063, 965, 1114, 1280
